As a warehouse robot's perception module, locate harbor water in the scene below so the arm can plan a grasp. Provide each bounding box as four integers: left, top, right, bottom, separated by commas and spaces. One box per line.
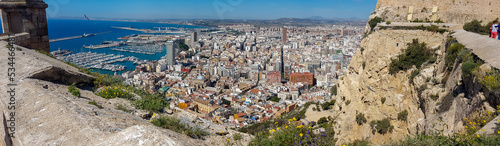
48, 19, 204, 75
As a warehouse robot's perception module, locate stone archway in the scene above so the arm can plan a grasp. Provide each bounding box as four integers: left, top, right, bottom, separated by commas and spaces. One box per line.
0, 0, 49, 52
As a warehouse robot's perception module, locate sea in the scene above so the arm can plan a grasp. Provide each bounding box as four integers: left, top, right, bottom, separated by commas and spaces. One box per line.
46, 19, 205, 75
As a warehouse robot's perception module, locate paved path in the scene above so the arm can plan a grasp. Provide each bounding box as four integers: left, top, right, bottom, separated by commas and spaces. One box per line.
476, 115, 500, 135
452, 29, 500, 70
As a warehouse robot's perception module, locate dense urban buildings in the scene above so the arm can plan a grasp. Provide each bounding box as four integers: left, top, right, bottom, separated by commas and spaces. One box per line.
122, 24, 364, 128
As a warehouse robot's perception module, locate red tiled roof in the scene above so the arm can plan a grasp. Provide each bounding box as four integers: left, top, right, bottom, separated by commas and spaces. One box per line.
236, 112, 247, 117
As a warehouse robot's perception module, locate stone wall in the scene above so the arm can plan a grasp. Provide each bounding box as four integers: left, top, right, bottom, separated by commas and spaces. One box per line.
374, 0, 500, 24
0, 0, 50, 52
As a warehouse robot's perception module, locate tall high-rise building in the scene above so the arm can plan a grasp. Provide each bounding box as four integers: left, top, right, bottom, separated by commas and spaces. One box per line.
190, 31, 197, 48
166, 41, 175, 65
283, 27, 287, 43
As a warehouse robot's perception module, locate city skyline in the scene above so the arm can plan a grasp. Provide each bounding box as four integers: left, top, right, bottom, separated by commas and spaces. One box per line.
45, 0, 377, 20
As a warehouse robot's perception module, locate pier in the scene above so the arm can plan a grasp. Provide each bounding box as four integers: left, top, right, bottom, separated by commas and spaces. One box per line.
111, 45, 164, 55
112, 26, 186, 34
83, 41, 123, 49
49, 31, 111, 43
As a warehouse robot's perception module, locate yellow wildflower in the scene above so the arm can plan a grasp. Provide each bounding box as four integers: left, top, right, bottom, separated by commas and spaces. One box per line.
293, 117, 297, 121
285, 126, 288, 129
498, 131, 500, 135
288, 119, 293, 122
299, 133, 303, 137
227, 139, 230, 141
277, 127, 280, 130
309, 126, 312, 129
275, 122, 278, 125
465, 126, 468, 129
483, 120, 486, 123
477, 135, 480, 138
482, 129, 485, 131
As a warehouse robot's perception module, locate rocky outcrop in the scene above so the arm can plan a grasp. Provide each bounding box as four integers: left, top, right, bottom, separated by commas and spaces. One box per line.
333, 30, 446, 144
332, 29, 496, 145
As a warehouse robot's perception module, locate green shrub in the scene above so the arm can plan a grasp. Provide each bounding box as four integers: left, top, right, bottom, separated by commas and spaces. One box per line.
390, 39, 435, 74
386, 21, 391, 25
321, 100, 335, 110
356, 113, 367, 125
445, 39, 465, 71
398, 110, 408, 121
369, 17, 384, 30
249, 119, 336, 146
152, 116, 208, 139
96, 86, 134, 99
346, 100, 351, 105
68, 84, 81, 97
239, 102, 313, 135
463, 19, 496, 35
89, 100, 103, 109
94, 74, 123, 87
462, 61, 478, 78
381, 97, 386, 104
370, 118, 394, 134
479, 70, 500, 90
434, 19, 444, 23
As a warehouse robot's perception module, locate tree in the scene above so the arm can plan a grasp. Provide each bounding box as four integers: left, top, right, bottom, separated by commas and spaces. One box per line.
330, 86, 338, 96
318, 117, 328, 124
368, 17, 384, 31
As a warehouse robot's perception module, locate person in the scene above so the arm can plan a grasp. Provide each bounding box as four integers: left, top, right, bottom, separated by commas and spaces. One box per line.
491, 21, 499, 39
497, 23, 500, 40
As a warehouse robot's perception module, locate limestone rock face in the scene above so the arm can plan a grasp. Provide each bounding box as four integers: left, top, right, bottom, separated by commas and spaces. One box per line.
333, 30, 446, 144
333, 28, 495, 144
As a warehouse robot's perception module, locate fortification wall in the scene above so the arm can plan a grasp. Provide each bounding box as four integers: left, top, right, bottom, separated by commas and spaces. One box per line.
374, 0, 500, 24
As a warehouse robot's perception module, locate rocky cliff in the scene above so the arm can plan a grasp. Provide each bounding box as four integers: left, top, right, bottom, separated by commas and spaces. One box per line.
332, 0, 500, 144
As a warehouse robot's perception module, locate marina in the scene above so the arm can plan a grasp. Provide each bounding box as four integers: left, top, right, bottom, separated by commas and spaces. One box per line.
58, 52, 133, 71
111, 45, 164, 55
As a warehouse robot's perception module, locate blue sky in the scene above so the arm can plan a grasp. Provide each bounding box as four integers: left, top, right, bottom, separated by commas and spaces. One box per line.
45, 0, 377, 20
